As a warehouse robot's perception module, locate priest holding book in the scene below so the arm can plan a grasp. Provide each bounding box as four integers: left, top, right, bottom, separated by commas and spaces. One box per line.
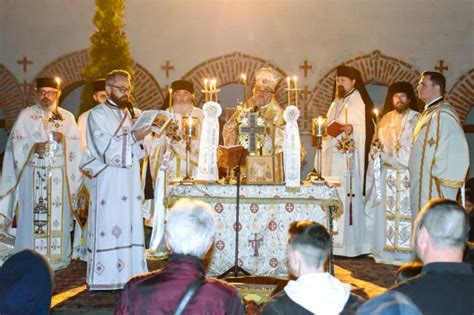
319, 65, 375, 257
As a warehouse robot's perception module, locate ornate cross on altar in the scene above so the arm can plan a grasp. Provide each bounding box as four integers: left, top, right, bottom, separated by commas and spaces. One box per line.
239, 113, 265, 154
161, 60, 174, 78
248, 233, 263, 257
435, 60, 448, 74
299, 60, 313, 78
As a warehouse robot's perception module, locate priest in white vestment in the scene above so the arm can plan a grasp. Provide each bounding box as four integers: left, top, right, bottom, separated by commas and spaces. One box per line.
80, 70, 150, 290
365, 82, 421, 264
319, 66, 375, 257
0, 77, 83, 270
73, 78, 107, 261
409, 71, 469, 217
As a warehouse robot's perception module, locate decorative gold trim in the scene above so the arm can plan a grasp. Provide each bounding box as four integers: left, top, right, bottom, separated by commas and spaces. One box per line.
434, 176, 464, 188
428, 110, 441, 200
417, 114, 433, 212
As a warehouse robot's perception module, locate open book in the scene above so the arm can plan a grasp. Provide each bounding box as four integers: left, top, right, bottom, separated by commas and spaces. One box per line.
132, 110, 173, 135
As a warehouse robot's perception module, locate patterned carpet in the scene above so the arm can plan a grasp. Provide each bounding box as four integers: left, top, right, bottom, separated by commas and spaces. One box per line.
50, 255, 398, 314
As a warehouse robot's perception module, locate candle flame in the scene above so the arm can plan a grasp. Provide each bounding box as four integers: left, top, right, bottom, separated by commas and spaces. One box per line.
373, 108, 379, 116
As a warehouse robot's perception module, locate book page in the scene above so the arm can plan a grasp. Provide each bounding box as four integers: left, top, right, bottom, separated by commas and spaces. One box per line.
131, 110, 159, 131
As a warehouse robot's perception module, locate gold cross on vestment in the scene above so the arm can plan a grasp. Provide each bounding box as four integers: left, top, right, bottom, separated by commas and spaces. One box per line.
299, 60, 313, 78
161, 60, 175, 78
435, 60, 448, 74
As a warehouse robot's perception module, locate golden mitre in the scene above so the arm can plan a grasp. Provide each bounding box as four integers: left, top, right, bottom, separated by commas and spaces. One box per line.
255, 67, 281, 91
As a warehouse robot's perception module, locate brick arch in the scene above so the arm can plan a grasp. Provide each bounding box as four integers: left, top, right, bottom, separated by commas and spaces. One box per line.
182, 51, 288, 106
27, 49, 164, 110
308, 50, 421, 121
0, 65, 24, 130
447, 68, 474, 124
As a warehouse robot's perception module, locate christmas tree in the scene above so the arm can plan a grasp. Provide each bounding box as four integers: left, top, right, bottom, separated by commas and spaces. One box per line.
79, 0, 134, 115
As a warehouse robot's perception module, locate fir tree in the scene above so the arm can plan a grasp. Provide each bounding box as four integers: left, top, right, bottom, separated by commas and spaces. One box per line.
79, 0, 134, 115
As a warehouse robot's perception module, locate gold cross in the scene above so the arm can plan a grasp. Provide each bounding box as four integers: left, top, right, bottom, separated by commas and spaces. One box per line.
17, 56, 33, 73
161, 60, 174, 78
427, 137, 436, 147
299, 60, 313, 78
435, 60, 448, 74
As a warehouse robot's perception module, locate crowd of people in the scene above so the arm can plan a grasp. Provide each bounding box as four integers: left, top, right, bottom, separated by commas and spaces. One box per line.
0, 66, 472, 314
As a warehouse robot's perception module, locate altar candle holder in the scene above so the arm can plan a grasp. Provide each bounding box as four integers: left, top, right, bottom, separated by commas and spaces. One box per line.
312, 116, 327, 180
182, 116, 194, 184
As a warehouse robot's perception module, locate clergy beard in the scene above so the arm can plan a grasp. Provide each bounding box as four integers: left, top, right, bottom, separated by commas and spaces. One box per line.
39, 97, 55, 111
110, 93, 129, 108
394, 101, 409, 114
335, 86, 348, 99
254, 96, 271, 107
173, 102, 193, 115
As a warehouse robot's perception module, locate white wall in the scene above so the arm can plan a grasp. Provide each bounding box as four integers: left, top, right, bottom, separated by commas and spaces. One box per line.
1, 0, 473, 89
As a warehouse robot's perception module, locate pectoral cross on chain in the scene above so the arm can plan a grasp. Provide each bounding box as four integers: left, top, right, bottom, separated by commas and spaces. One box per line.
239, 113, 265, 154
248, 233, 263, 257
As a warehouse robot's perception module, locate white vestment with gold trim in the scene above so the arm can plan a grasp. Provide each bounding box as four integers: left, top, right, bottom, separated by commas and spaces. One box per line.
0, 105, 82, 270
365, 109, 420, 265
409, 102, 469, 217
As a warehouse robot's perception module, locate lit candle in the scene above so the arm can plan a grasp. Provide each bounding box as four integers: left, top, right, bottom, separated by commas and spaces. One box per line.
204, 79, 208, 102
344, 103, 348, 126
55, 77, 61, 110
317, 116, 324, 136
373, 108, 379, 139
188, 116, 193, 137
240, 73, 246, 85
293, 76, 298, 107
169, 88, 173, 112
286, 77, 291, 105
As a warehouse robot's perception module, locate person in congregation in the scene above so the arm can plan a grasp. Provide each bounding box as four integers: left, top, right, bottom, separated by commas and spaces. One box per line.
0, 77, 82, 270
222, 67, 285, 155
80, 70, 150, 290
371, 199, 474, 314
0, 249, 54, 315
262, 221, 364, 314
115, 198, 244, 314
72, 78, 107, 261
365, 81, 421, 265
320, 65, 375, 257
409, 71, 469, 217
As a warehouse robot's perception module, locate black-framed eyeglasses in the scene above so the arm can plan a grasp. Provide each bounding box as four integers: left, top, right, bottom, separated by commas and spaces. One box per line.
108, 84, 131, 94
37, 90, 58, 97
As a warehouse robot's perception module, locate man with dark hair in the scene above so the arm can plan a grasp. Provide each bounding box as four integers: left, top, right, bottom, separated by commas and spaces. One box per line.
319, 65, 375, 257
376, 199, 474, 314
262, 222, 363, 314
409, 71, 469, 217
0, 77, 82, 270
80, 69, 150, 290
365, 81, 421, 264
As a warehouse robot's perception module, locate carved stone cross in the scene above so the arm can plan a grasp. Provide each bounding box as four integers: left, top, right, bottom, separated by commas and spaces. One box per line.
239, 113, 265, 154
300, 60, 313, 78
435, 60, 448, 74
17, 56, 33, 73
161, 60, 175, 78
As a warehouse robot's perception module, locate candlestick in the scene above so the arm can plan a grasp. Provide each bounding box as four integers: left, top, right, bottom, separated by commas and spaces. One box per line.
373, 108, 379, 140
240, 74, 247, 102
344, 104, 348, 126
169, 88, 173, 114
293, 76, 298, 107
188, 116, 193, 137
317, 116, 325, 136
204, 79, 209, 102
286, 77, 291, 105
210, 79, 216, 102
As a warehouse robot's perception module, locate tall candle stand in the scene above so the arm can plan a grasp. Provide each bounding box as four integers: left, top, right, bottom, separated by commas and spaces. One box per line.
312, 116, 326, 180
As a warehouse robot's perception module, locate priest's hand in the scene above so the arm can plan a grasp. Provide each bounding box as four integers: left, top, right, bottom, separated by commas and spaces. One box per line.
342, 124, 353, 135
35, 141, 48, 155
52, 131, 64, 143
132, 126, 151, 141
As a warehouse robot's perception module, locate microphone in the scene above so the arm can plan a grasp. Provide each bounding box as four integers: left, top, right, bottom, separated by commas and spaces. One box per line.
126, 97, 137, 119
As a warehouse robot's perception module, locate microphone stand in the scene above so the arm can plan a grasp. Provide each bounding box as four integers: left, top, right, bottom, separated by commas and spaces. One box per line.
218, 147, 250, 278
